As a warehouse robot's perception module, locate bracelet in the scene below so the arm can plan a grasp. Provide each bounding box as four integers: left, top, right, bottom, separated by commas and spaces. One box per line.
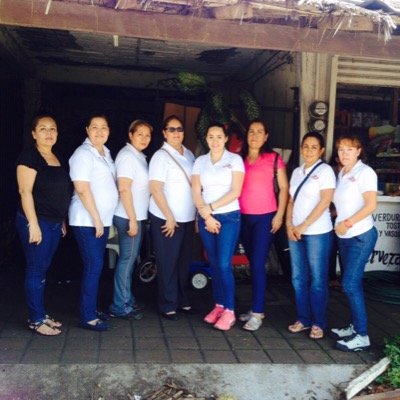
344, 219, 353, 228
209, 203, 214, 211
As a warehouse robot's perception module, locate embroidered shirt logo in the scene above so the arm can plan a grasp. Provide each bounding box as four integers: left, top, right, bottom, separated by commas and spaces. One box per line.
222, 164, 232, 169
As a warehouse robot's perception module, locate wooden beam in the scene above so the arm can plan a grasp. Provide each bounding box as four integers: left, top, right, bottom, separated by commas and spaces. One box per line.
0, 0, 399, 59
345, 357, 391, 400
212, 3, 253, 20
352, 389, 400, 400
318, 16, 374, 32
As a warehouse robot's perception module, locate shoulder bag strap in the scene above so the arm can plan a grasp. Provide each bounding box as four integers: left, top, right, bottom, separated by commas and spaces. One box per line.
273, 152, 279, 180
293, 161, 324, 203
160, 148, 191, 187
274, 152, 279, 179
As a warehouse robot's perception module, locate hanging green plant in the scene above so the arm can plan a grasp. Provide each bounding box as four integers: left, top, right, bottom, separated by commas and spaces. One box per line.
239, 89, 262, 121
177, 72, 208, 94
168, 71, 262, 147
195, 108, 211, 148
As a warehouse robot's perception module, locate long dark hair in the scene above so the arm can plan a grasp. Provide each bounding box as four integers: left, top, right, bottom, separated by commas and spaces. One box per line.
162, 115, 183, 131
301, 131, 325, 148
31, 114, 57, 131
241, 118, 272, 159
128, 119, 153, 139
206, 122, 228, 137
85, 114, 109, 128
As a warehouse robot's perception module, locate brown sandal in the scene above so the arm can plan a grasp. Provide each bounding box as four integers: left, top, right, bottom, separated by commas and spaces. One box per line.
28, 321, 62, 336
44, 315, 62, 328
288, 321, 311, 333
309, 325, 324, 340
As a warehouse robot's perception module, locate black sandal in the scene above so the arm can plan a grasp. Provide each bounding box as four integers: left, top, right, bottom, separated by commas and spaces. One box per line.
28, 321, 62, 336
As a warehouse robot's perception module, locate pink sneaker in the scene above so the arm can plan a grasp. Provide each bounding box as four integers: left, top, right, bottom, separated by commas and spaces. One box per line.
204, 305, 224, 324
214, 309, 236, 331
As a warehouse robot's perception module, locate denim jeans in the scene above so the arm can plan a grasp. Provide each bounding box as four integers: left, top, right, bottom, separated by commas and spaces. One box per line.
338, 227, 378, 336
289, 231, 333, 329
198, 210, 241, 310
15, 212, 63, 323
109, 216, 143, 315
240, 212, 275, 313
72, 226, 109, 323
150, 213, 194, 313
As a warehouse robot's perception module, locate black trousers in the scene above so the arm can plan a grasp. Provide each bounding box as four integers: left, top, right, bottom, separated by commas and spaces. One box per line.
149, 213, 194, 313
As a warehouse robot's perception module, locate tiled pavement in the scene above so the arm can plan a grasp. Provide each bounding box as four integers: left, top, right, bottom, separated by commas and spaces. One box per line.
0, 263, 399, 367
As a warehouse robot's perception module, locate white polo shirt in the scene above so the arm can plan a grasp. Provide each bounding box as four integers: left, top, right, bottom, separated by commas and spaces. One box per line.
333, 160, 377, 238
289, 160, 335, 234
192, 150, 245, 214
69, 138, 118, 227
114, 143, 149, 221
149, 142, 196, 223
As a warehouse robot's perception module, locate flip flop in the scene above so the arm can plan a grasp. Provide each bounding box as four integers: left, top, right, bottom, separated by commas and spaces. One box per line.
288, 321, 311, 333
309, 325, 324, 340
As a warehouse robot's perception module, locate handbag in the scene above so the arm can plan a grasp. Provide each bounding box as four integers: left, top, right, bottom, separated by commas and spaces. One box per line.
273, 152, 279, 203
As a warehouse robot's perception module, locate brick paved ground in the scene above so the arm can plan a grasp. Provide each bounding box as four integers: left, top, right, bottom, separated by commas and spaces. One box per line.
1, 259, 399, 367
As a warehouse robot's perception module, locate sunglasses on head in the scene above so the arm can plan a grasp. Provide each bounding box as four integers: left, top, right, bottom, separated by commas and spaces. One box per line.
165, 127, 184, 133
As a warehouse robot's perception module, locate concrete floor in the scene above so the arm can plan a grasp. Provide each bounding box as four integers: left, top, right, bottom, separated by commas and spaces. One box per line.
0, 255, 399, 399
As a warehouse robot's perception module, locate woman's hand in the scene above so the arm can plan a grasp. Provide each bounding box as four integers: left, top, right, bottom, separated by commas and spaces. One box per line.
161, 217, 179, 238
286, 225, 297, 241
205, 216, 221, 234
94, 218, 104, 238
334, 220, 348, 236
29, 223, 42, 244
61, 221, 67, 237
271, 214, 283, 233
292, 223, 307, 240
127, 219, 138, 237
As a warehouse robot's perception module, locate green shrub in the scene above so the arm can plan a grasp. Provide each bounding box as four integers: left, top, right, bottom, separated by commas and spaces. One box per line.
377, 335, 400, 388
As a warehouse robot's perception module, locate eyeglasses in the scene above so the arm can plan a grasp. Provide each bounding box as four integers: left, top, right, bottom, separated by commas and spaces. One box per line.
165, 126, 184, 133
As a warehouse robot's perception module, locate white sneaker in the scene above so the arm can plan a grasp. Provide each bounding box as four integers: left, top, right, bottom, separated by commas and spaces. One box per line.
331, 324, 355, 339
336, 334, 370, 352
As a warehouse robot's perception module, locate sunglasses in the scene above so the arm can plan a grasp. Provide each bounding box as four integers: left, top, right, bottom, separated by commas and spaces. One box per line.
165, 126, 184, 133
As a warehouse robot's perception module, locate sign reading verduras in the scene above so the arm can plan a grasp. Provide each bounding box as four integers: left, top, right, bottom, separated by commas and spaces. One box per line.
367, 196, 400, 271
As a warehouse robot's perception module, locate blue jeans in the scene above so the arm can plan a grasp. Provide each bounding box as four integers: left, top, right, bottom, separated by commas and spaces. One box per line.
199, 210, 241, 310
72, 226, 109, 323
338, 227, 378, 336
241, 212, 275, 313
109, 216, 143, 315
289, 231, 333, 329
150, 213, 194, 313
15, 212, 63, 323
